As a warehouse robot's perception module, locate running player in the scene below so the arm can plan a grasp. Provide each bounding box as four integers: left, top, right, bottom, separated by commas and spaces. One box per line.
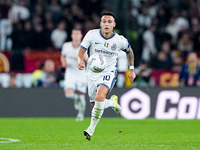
61, 29, 88, 121
77, 11, 136, 140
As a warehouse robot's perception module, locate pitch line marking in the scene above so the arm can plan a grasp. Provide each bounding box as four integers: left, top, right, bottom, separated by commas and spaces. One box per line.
0, 138, 20, 143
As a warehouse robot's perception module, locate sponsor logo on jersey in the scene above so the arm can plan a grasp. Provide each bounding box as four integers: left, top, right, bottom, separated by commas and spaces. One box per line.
95, 49, 114, 56
111, 43, 117, 50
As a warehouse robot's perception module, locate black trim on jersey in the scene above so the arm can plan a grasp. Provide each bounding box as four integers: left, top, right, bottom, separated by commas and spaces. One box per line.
99, 29, 116, 40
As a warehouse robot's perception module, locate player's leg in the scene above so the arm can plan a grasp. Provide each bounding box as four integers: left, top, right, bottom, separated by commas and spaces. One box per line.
83, 72, 120, 140
76, 79, 87, 121
84, 85, 108, 141
64, 75, 79, 110
65, 89, 78, 110
105, 95, 121, 114
103, 71, 121, 114
83, 77, 97, 140
89, 85, 108, 131
76, 92, 86, 121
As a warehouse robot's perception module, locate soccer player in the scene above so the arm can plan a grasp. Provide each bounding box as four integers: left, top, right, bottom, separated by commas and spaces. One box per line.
77, 11, 136, 140
61, 29, 88, 121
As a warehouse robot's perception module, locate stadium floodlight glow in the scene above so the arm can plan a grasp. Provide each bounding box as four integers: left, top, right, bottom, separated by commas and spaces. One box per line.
177, 97, 198, 119
120, 88, 150, 119
155, 90, 180, 119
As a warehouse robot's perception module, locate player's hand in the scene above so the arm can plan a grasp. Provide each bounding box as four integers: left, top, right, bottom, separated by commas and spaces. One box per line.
128, 70, 136, 82
77, 60, 85, 70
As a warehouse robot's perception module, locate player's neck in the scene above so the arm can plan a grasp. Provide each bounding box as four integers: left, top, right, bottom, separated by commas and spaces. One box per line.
101, 31, 113, 39
72, 41, 80, 48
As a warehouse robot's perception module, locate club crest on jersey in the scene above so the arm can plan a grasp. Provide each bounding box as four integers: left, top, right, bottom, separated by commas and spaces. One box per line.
111, 43, 117, 50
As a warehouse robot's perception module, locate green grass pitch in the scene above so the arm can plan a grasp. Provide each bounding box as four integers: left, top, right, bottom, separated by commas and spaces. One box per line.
0, 118, 199, 150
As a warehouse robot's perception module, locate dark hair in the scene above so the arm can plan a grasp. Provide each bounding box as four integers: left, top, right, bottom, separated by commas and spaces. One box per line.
72, 28, 82, 31
101, 11, 116, 20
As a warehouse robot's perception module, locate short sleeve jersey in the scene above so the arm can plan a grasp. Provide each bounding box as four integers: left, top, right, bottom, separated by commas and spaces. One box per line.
61, 41, 86, 76
80, 29, 129, 79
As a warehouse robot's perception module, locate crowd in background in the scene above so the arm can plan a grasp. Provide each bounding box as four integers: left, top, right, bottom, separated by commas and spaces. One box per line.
0, 0, 109, 51
0, 0, 200, 88
128, 0, 200, 69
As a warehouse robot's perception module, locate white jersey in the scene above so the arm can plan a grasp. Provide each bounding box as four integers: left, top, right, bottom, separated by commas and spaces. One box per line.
62, 41, 86, 75
61, 41, 87, 93
80, 29, 129, 79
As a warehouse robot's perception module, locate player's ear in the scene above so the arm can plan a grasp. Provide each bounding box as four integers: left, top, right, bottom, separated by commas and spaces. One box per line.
113, 22, 116, 27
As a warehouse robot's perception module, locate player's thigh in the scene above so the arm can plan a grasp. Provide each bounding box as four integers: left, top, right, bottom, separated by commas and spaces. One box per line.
95, 85, 109, 102
88, 72, 116, 102
76, 79, 87, 94
87, 78, 98, 103
64, 74, 76, 91
97, 72, 117, 93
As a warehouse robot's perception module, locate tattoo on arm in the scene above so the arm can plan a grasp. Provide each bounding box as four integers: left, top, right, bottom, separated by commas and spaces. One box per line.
126, 46, 134, 66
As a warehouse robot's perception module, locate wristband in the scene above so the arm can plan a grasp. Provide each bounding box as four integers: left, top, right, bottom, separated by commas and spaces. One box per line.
130, 66, 134, 70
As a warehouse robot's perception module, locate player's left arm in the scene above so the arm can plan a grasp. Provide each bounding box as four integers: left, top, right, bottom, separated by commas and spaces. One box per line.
125, 46, 136, 82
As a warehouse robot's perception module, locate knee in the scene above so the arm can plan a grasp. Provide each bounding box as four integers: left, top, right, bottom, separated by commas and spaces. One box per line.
65, 93, 77, 100
95, 93, 105, 102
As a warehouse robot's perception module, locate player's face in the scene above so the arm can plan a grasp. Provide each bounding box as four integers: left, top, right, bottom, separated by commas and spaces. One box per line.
71, 30, 82, 42
100, 15, 116, 35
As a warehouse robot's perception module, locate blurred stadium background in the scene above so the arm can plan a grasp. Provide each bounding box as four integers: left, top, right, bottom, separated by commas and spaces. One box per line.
0, 0, 199, 116
0, 0, 200, 149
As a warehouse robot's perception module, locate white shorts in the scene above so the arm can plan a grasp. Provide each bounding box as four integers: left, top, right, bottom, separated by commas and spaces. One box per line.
87, 71, 117, 103
64, 73, 87, 94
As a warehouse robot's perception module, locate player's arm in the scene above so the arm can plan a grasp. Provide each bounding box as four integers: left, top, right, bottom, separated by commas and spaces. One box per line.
77, 47, 86, 70
60, 55, 67, 68
83, 56, 88, 63
125, 46, 136, 82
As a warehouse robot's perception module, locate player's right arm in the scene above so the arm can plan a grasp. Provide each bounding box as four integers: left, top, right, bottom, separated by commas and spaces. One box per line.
61, 43, 67, 68
77, 30, 93, 70
77, 47, 86, 70
60, 55, 67, 68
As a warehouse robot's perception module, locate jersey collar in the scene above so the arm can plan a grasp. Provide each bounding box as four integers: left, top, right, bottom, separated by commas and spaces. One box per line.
72, 42, 80, 48
99, 29, 116, 40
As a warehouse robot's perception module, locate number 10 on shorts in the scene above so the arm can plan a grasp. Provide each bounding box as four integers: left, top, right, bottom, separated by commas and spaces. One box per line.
103, 75, 110, 81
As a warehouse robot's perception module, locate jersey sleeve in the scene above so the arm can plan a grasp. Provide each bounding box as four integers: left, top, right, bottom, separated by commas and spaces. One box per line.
61, 43, 67, 56
119, 35, 130, 52
80, 30, 92, 51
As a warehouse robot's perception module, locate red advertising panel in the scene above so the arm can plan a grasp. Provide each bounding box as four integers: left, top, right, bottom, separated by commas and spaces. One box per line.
0, 52, 10, 72
24, 50, 61, 72
150, 70, 179, 87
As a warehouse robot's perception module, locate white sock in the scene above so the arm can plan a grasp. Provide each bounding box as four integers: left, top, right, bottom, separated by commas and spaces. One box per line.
104, 98, 115, 109
65, 93, 78, 109
89, 101, 105, 132
77, 95, 86, 116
